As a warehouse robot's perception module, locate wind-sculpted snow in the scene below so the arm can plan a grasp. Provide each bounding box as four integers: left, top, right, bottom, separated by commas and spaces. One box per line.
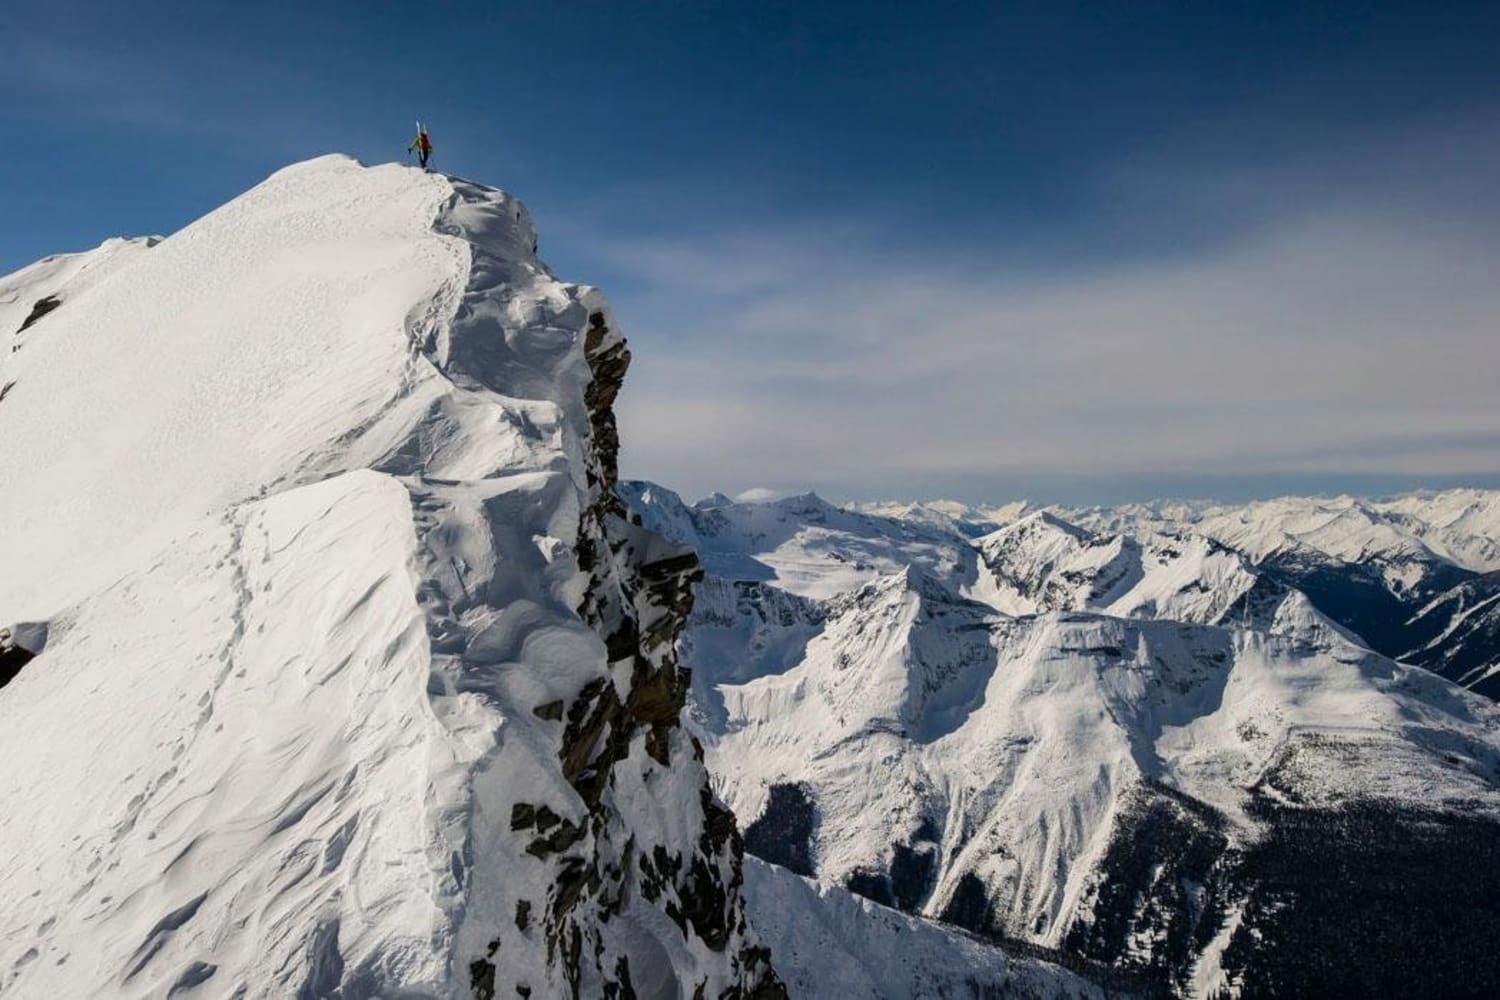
626, 483, 1500, 996
0, 157, 780, 998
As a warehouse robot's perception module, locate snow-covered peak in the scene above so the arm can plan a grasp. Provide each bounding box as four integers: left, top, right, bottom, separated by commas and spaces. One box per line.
0, 157, 780, 999
630, 476, 1500, 993
3, 156, 462, 615
695, 491, 737, 509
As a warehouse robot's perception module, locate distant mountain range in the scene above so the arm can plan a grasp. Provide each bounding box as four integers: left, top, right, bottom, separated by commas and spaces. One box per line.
625, 482, 1500, 998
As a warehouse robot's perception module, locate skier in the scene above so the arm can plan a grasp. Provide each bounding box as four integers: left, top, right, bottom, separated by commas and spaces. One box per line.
408, 123, 433, 170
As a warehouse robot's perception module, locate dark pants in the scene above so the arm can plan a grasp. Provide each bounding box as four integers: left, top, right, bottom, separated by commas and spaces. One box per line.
419, 150, 430, 168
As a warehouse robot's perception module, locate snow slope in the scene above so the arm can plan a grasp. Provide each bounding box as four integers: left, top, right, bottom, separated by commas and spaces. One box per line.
0, 235, 159, 345
623, 483, 983, 602
741, 860, 1110, 1000
1072, 491, 1500, 590
0, 157, 780, 999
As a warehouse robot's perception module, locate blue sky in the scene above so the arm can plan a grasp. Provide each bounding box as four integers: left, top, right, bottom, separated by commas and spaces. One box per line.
5, 1, 1500, 504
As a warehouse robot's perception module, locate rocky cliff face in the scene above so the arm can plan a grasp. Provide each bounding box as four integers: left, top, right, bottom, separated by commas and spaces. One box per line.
460, 308, 783, 999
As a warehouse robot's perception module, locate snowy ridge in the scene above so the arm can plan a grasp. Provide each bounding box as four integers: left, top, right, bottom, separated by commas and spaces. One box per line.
1071, 491, 1500, 586
713, 596, 1500, 939
0, 158, 780, 999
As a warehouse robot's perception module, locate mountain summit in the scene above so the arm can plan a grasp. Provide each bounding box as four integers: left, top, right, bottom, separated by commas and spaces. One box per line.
0, 157, 783, 999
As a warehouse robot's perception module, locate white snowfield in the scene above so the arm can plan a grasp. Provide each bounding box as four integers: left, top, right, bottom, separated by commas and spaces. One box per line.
0, 157, 775, 999
626, 481, 1500, 982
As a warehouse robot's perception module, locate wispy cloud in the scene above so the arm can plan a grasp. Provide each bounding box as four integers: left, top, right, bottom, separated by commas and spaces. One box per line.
560, 117, 1500, 503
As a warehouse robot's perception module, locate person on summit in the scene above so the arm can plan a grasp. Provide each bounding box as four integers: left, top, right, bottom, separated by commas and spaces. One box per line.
408, 122, 433, 170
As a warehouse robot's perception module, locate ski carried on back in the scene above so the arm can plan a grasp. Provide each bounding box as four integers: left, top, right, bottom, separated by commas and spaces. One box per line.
408, 121, 432, 171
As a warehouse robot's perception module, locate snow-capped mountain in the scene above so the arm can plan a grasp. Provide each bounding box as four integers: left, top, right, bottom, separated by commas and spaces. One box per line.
626, 481, 1500, 997
0, 157, 785, 999
1060, 492, 1500, 697
1394, 570, 1500, 694
971, 511, 1279, 627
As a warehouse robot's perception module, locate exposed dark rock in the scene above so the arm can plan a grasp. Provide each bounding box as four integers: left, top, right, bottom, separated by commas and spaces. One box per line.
679, 854, 731, 950
469, 958, 496, 1000
532, 699, 565, 721
0, 642, 35, 690
17, 294, 61, 333
603, 955, 637, 1000
534, 806, 562, 833
526, 818, 585, 859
